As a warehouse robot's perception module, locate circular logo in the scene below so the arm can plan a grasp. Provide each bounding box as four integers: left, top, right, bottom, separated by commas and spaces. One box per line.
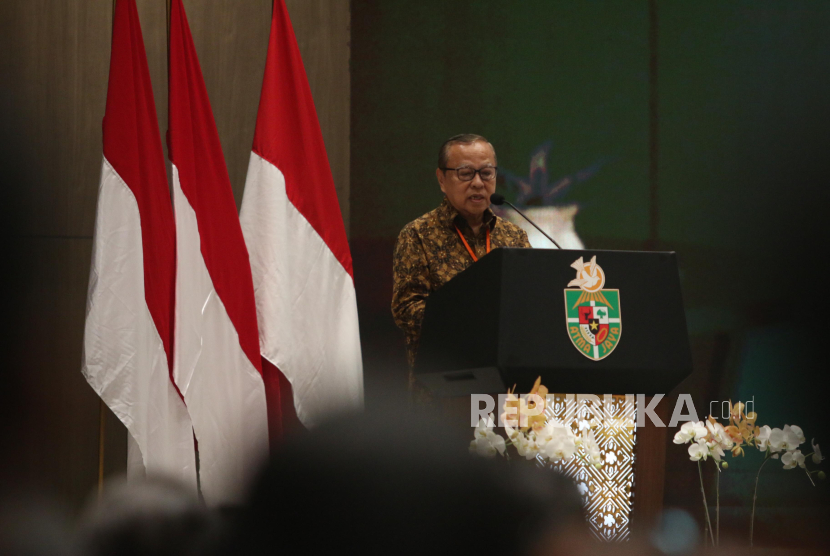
579, 262, 605, 292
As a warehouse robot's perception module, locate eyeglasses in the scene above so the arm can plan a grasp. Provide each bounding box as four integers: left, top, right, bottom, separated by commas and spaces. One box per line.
441, 166, 498, 182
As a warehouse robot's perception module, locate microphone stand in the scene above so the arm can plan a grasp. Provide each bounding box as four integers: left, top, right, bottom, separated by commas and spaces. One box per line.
493, 196, 563, 249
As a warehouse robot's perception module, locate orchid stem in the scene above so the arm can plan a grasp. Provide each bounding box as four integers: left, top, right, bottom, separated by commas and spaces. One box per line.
715, 460, 720, 547
698, 460, 716, 547
703, 520, 709, 553
750, 454, 771, 548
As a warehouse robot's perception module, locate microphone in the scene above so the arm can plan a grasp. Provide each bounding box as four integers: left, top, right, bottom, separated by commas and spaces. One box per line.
490, 193, 562, 249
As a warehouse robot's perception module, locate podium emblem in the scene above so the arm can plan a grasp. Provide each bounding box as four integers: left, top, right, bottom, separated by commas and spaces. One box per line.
564, 256, 621, 360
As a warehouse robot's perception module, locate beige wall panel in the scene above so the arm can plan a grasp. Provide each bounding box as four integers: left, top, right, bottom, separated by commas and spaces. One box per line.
2, 0, 349, 235
2, 1, 110, 238
13, 238, 126, 510
285, 0, 351, 232
182, 0, 351, 228
181, 0, 271, 206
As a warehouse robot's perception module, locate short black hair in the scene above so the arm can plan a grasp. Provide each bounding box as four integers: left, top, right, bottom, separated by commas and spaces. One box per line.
437, 134, 496, 169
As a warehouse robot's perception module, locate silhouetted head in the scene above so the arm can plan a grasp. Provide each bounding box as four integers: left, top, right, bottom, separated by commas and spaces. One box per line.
229, 410, 586, 555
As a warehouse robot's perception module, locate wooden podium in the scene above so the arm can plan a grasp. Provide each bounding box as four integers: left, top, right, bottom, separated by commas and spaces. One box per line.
413, 248, 692, 534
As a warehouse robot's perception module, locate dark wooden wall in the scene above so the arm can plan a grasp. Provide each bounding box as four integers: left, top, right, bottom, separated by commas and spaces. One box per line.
0, 0, 349, 511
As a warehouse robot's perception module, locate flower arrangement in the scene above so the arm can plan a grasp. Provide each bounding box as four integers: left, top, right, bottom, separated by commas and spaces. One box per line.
672, 401, 825, 547
469, 378, 603, 468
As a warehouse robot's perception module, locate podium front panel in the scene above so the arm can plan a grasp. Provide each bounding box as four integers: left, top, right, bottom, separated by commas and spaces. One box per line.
415, 248, 691, 395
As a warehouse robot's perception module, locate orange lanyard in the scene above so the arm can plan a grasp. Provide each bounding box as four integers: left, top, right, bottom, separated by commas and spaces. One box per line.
455, 225, 490, 262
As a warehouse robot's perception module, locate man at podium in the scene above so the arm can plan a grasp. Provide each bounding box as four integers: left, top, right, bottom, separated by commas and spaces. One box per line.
391, 134, 531, 389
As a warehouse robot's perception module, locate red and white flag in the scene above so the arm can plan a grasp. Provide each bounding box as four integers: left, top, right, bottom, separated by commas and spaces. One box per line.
168, 0, 271, 505
240, 0, 363, 428
82, 0, 196, 489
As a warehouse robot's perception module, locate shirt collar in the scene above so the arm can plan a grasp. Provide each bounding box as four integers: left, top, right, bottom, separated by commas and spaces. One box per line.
437, 197, 496, 232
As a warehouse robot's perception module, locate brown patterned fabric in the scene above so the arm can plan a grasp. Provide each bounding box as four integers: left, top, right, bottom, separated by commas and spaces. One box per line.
392, 197, 531, 382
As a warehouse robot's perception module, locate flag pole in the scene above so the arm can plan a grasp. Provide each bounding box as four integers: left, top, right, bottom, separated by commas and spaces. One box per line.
166, 0, 171, 52
97, 0, 118, 502
165, 0, 202, 500
98, 400, 106, 499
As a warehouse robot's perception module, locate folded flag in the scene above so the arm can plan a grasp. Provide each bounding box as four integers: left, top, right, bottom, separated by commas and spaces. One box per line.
240, 0, 364, 429
83, 0, 196, 490
168, 0, 270, 505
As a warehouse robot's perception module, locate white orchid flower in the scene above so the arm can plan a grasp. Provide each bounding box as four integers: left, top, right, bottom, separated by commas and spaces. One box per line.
537, 420, 571, 446
672, 430, 689, 445
706, 420, 734, 450
503, 418, 519, 441
514, 430, 540, 460
544, 436, 577, 462
689, 441, 709, 462
673, 421, 696, 444
469, 413, 506, 458
474, 413, 496, 438
543, 426, 577, 462
504, 419, 536, 459
768, 428, 786, 453
782, 425, 804, 450
510, 416, 558, 460
793, 426, 806, 442
692, 421, 708, 440
781, 450, 806, 470
812, 438, 824, 465
535, 422, 554, 446
756, 425, 772, 451
707, 442, 726, 461
471, 436, 506, 457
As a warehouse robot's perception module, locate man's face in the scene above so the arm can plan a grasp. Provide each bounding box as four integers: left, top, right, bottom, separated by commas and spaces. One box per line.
436, 141, 497, 223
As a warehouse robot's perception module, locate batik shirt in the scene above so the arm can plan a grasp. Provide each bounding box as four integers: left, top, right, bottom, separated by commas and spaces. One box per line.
392, 197, 531, 371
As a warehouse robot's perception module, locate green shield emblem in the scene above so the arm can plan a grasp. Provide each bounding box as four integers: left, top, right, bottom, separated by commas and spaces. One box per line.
564, 256, 621, 361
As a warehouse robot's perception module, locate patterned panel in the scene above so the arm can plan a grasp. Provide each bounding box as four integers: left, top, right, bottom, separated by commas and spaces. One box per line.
541, 394, 636, 542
